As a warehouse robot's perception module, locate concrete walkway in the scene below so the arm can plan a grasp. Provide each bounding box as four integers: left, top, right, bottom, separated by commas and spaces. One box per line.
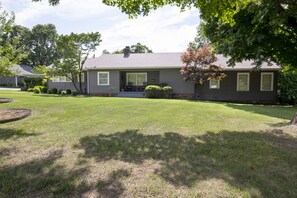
0, 87, 21, 91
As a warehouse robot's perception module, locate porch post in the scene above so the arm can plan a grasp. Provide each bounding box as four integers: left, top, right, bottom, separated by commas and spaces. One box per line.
87, 70, 90, 94
15, 75, 18, 87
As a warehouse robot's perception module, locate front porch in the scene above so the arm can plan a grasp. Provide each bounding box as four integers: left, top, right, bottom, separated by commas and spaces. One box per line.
119, 71, 160, 92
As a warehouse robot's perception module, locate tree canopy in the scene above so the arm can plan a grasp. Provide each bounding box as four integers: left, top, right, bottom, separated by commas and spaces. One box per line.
131, 43, 153, 53
10, 24, 60, 67
112, 42, 153, 54
27, 24, 60, 67
50, 32, 102, 93
0, 10, 27, 76
34, 0, 297, 68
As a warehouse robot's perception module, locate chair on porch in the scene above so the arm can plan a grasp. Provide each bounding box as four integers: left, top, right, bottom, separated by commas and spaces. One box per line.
140, 82, 148, 92
126, 82, 133, 91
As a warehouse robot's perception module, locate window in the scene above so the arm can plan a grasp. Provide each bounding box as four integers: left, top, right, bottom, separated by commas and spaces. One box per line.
98, 72, 109, 85
52, 76, 71, 82
77, 73, 84, 82
237, 73, 250, 91
261, 72, 274, 91
52, 76, 59, 82
209, 79, 220, 89
126, 73, 147, 85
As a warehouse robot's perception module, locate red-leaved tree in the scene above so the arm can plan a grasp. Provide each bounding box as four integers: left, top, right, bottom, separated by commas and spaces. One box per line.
180, 45, 226, 84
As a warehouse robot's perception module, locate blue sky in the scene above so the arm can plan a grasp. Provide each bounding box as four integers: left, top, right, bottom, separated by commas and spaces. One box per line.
2, 0, 200, 55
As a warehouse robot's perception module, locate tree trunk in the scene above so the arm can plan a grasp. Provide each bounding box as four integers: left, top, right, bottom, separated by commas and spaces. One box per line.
291, 113, 297, 125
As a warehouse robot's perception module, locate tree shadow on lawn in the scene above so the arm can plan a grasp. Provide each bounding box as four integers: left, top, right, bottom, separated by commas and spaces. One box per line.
0, 128, 39, 140
32, 94, 92, 98
76, 129, 297, 198
0, 149, 128, 198
225, 103, 296, 120
0, 150, 129, 197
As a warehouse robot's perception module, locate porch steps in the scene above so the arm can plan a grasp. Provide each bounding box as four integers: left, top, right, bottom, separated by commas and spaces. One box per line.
116, 92, 144, 98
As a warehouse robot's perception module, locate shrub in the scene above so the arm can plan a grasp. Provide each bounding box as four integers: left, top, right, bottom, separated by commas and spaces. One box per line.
47, 89, 53, 94
23, 76, 43, 88
162, 86, 173, 99
66, 89, 72, 95
61, 90, 67, 95
34, 87, 40, 94
144, 85, 162, 98
52, 88, 58, 94
58, 89, 63, 95
71, 90, 78, 96
40, 87, 47, 93
27, 88, 34, 92
278, 72, 297, 105
33, 86, 46, 94
20, 86, 28, 91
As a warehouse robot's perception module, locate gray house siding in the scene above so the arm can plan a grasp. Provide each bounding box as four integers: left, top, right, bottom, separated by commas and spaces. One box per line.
88, 70, 120, 95
47, 71, 88, 92
87, 69, 194, 96
159, 69, 195, 95
0, 76, 25, 87
195, 71, 278, 103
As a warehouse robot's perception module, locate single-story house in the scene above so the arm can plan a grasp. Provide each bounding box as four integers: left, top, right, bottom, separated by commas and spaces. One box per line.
48, 47, 282, 103
0, 65, 39, 87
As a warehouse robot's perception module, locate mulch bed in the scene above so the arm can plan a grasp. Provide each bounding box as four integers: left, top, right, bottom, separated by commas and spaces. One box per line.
0, 98, 13, 103
0, 108, 31, 124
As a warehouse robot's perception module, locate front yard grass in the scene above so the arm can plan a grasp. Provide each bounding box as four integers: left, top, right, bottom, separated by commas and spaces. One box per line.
0, 91, 296, 197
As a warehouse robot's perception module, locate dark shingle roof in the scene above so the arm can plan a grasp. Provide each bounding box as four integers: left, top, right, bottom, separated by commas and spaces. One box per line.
84, 53, 281, 70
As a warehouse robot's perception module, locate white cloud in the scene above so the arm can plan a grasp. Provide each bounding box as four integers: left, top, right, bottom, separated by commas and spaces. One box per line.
2, 0, 114, 25
1, 0, 200, 53
98, 7, 200, 53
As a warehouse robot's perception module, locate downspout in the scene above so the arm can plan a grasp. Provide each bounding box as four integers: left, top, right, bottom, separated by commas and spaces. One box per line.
87, 70, 90, 94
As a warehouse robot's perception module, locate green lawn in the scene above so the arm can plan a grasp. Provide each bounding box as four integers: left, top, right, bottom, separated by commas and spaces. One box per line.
0, 90, 297, 197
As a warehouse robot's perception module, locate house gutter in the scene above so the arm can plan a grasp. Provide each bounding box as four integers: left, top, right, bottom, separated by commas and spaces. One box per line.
87, 70, 90, 94
84, 67, 282, 71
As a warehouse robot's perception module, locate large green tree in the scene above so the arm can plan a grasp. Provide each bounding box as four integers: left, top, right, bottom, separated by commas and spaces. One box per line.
50, 32, 101, 93
8, 24, 59, 67
0, 10, 26, 76
16, 24, 59, 67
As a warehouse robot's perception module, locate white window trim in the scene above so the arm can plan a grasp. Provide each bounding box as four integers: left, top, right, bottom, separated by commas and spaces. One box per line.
237, 73, 250, 91
77, 73, 85, 83
97, 72, 109, 86
126, 73, 148, 86
209, 79, 220, 89
260, 72, 274, 91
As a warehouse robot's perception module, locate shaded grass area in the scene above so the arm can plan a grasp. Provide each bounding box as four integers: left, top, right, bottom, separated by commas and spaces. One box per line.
0, 128, 38, 140
76, 129, 297, 197
0, 91, 296, 197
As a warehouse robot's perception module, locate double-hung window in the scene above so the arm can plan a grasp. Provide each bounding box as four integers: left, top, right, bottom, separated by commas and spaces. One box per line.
209, 79, 220, 89
52, 76, 71, 82
237, 73, 250, 91
261, 72, 274, 91
98, 72, 109, 85
77, 73, 85, 82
